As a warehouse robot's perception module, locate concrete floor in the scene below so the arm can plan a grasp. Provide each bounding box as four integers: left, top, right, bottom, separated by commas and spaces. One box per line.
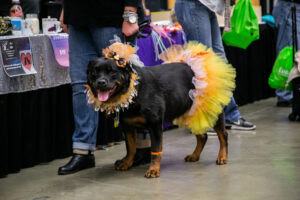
1, 97, 300, 200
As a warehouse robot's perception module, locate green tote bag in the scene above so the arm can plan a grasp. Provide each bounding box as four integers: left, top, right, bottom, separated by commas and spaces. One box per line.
268, 46, 294, 91
222, 0, 260, 49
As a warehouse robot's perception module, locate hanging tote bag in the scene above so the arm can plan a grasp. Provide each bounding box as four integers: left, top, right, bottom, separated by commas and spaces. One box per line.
268, 46, 294, 91
222, 0, 260, 49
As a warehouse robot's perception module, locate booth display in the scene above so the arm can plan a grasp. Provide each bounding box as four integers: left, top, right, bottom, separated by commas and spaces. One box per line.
0, 34, 72, 178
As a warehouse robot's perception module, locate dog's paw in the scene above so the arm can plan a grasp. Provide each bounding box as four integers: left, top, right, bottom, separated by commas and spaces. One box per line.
145, 168, 160, 178
114, 159, 132, 171
216, 156, 227, 165
185, 154, 199, 162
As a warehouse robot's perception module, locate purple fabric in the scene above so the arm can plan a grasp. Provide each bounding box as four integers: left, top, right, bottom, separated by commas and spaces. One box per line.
137, 31, 185, 66
49, 35, 69, 67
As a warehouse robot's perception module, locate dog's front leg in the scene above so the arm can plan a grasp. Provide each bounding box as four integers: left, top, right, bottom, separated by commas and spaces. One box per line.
145, 124, 163, 178
115, 128, 137, 170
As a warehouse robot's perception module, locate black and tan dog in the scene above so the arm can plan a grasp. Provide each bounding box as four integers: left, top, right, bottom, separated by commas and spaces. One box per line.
86, 42, 235, 178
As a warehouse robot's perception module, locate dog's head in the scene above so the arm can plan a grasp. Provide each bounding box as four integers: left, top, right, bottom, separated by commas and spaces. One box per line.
87, 57, 132, 102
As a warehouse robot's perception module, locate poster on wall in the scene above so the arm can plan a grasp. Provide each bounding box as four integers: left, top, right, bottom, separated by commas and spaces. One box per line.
49, 34, 69, 67
0, 37, 37, 77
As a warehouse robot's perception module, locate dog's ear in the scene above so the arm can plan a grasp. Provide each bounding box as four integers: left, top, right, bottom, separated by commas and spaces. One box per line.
125, 63, 138, 75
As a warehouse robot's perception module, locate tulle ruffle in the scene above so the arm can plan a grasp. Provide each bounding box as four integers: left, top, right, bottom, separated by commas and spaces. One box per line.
159, 42, 236, 134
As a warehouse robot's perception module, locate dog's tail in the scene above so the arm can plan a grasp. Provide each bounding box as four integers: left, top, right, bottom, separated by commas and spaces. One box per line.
159, 42, 236, 134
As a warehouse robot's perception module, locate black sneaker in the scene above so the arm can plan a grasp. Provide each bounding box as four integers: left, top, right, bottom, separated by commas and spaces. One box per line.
226, 118, 256, 130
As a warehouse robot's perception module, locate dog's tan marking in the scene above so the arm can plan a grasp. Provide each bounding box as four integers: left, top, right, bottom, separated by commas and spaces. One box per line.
214, 127, 228, 165
185, 134, 208, 162
145, 137, 163, 178
115, 129, 137, 170
123, 116, 147, 126
145, 155, 161, 178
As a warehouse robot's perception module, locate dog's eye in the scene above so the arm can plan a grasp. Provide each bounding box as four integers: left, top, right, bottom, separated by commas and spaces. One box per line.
89, 71, 97, 78
110, 71, 118, 78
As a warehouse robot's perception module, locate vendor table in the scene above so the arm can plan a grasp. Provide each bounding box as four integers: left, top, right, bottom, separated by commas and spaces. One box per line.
0, 24, 276, 177
0, 35, 74, 177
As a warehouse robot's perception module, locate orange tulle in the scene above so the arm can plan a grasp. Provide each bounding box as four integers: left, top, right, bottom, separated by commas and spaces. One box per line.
160, 42, 236, 134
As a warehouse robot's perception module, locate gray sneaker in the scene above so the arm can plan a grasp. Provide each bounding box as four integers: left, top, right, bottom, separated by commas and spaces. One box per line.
226, 118, 256, 130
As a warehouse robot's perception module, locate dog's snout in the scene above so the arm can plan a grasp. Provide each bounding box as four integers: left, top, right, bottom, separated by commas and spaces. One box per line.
97, 79, 107, 87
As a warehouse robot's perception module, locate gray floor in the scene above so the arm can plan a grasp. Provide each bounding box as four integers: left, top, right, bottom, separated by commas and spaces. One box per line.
1, 97, 300, 200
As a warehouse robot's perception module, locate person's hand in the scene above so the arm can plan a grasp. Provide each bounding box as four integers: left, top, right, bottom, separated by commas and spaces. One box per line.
122, 21, 139, 37
59, 10, 68, 33
144, 8, 151, 17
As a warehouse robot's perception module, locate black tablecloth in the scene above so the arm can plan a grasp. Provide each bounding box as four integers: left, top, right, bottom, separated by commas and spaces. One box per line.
0, 85, 124, 177
225, 24, 276, 106
0, 85, 74, 177
0, 24, 276, 177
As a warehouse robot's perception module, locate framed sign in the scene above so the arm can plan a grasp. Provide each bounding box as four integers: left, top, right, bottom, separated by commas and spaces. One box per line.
0, 37, 36, 77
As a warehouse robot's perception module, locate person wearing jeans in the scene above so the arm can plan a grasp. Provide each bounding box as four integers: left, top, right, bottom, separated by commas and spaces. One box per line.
175, 0, 256, 130
273, 0, 300, 107
69, 26, 123, 152
58, 0, 142, 175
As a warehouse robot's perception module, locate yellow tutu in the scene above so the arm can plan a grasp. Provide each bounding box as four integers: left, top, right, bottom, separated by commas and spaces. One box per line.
159, 42, 236, 134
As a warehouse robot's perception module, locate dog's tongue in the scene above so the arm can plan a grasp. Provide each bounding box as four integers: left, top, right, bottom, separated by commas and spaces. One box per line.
97, 91, 110, 102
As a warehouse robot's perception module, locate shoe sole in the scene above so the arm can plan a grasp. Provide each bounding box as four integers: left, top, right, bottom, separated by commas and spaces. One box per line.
228, 125, 256, 131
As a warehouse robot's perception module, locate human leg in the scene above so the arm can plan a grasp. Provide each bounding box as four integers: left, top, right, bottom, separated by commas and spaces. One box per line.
58, 25, 99, 175
276, 90, 293, 106
69, 26, 102, 152
210, 11, 227, 59
209, 9, 255, 130
224, 97, 240, 122
224, 97, 256, 130
175, 0, 212, 47
59, 26, 123, 175
273, 1, 295, 104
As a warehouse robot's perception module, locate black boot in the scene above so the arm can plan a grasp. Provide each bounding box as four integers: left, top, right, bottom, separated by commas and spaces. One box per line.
58, 153, 95, 175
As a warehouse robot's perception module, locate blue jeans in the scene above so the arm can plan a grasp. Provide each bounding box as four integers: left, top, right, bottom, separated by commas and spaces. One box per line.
272, 0, 300, 102
175, 0, 240, 122
69, 25, 122, 151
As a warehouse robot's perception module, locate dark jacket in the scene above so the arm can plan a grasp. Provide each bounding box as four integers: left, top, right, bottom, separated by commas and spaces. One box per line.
63, 0, 142, 27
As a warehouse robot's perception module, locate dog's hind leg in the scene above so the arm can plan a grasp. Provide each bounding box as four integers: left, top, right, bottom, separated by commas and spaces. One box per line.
214, 113, 228, 165
185, 133, 208, 162
115, 128, 137, 170
145, 124, 163, 178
